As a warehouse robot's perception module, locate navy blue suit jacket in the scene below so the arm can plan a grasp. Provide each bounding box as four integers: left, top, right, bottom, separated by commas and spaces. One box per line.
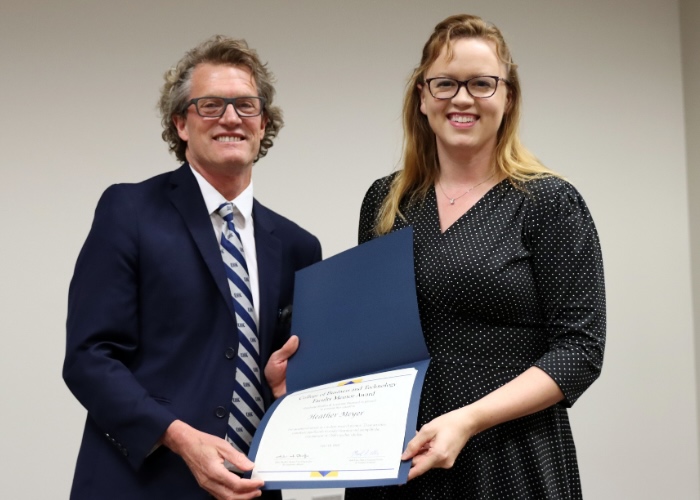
63, 164, 321, 499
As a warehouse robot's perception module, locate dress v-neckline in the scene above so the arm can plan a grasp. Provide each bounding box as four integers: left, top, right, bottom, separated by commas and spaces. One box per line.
433, 179, 507, 235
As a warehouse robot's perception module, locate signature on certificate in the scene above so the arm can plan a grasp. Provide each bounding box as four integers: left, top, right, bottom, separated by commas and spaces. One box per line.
351, 448, 381, 457
275, 453, 310, 459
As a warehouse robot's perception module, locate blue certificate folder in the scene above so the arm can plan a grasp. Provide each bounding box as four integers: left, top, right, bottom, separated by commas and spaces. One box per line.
248, 227, 430, 489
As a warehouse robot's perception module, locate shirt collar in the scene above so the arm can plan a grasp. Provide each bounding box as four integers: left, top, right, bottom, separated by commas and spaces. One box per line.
189, 165, 254, 225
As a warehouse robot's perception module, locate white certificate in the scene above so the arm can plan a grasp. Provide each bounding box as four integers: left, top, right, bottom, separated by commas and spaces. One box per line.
251, 367, 417, 483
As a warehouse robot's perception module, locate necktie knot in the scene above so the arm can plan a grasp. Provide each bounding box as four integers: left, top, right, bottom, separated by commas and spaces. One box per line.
217, 202, 235, 223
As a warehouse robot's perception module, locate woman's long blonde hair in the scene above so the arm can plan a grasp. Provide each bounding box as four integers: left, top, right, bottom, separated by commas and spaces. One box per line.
375, 14, 556, 235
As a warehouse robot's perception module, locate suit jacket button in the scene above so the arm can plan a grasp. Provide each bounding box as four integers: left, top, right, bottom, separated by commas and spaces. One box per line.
122, 448, 128, 457
215, 406, 227, 418
225, 347, 236, 359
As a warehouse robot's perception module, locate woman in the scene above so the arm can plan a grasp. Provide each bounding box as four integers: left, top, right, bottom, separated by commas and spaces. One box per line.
346, 14, 605, 499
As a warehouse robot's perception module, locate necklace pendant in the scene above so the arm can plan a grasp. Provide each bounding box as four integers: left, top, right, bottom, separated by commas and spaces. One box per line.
449, 198, 455, 205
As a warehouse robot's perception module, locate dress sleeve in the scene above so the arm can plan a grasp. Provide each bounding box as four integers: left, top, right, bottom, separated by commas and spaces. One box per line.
358, 176, 393, 245
524, 178, 606, 407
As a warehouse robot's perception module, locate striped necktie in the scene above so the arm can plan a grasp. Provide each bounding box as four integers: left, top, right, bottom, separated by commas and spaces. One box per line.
216, 202, 264, 459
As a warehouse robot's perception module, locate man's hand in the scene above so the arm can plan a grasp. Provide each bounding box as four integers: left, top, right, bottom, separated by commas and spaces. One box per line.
162, 420, 263, 499
264, 335, 299, 399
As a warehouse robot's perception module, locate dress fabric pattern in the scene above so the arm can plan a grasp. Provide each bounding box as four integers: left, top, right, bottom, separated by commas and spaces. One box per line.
345, 174, 605, 500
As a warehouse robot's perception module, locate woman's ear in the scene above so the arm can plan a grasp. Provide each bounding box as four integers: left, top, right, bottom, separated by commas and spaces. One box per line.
505, 85, 514, 113
418, 83, 427, 116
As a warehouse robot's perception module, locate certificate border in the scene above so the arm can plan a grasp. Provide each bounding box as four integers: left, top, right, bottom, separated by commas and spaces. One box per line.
248, 358, 430, 490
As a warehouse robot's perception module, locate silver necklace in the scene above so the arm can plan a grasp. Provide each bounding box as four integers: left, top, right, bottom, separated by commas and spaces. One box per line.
438, 171, 496, 205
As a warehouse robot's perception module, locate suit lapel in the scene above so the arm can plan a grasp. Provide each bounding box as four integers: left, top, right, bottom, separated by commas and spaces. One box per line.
253, 200, 282, 365
167, 164, 238, 323
167, 166, 282, 363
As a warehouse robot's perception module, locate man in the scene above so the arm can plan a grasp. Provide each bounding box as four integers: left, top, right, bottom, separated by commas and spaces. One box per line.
63, 36, 321, 499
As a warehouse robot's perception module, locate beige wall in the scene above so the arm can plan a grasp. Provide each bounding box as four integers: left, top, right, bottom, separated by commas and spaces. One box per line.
1, 1, 698, 498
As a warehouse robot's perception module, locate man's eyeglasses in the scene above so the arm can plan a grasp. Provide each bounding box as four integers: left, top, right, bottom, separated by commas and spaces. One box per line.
425, 76, 509, 100
186, 96, 266, 118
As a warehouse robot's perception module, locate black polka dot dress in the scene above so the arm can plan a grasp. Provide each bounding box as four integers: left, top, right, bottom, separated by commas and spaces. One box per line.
345, 174, 605, 499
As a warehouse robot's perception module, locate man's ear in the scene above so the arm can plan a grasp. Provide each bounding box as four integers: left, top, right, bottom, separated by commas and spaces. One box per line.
173, 114, 189, 142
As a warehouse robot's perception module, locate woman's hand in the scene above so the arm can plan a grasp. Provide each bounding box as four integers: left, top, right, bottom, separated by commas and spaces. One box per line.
401, 407, 477, 480
401, 367, 565, 481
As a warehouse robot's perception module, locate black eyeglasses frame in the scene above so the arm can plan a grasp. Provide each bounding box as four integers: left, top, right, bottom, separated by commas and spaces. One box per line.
186, 96, 267, 118
424, 76, 509, 100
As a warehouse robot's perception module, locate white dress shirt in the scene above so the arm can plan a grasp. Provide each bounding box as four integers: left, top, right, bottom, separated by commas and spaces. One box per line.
190, 167, 260, 323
